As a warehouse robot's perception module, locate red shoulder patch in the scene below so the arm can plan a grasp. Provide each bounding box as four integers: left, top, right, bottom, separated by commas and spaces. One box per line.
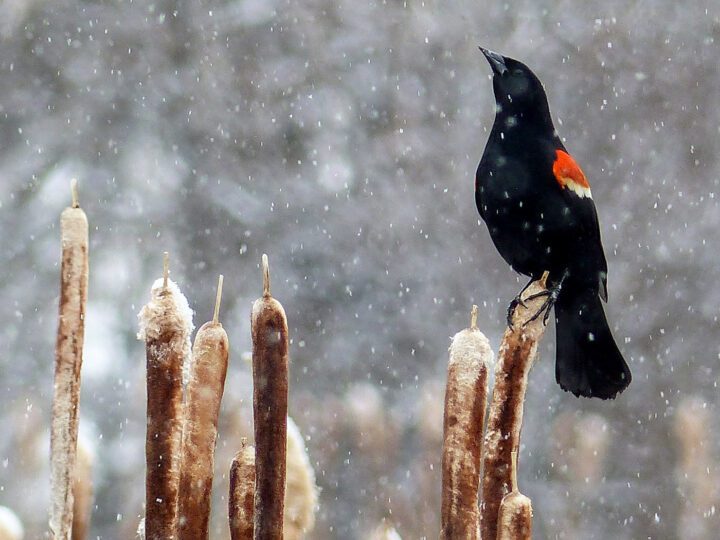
553, 149, 591, 197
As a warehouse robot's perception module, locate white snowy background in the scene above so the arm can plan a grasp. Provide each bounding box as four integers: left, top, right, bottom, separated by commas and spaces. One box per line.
0, 0, 719, 538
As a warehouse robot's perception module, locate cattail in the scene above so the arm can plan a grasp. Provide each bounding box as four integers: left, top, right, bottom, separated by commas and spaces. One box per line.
0, 506, 24, 540
417, 379, 445, 446
178, 275, 230, 540
674, 397, 718, 540
440, 306, 492, 540
251, 254, 289, 540
546, 412, 609, 538
51, 179, 89, 540
343, 382, 400, 472
369, 520, 402, 540
550, 412, 611, 484
496, 451, 532, 540
137, 253, 193, 540
229, 441, 256, 540
284, 417, 318, 539
227, 418, 317, 540
480, 274, 550, 540
71, 435, 94, 540
572, 413, 609, 487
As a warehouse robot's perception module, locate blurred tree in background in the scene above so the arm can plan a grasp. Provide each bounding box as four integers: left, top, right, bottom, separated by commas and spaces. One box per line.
1, 0, 720, 538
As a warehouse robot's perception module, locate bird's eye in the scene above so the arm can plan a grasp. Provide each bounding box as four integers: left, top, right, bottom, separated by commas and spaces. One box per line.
513, 68, 524, 76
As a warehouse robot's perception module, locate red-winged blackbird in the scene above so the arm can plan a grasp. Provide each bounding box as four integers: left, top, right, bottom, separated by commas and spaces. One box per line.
476, 48, 631, 399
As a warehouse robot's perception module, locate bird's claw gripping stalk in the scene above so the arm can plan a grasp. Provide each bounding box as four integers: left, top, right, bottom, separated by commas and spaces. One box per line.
521, 271, 568, 328
521, 288, 559, 327
506, 278, 536, 328
506, 296, 526, 328
506, 273, 567, 329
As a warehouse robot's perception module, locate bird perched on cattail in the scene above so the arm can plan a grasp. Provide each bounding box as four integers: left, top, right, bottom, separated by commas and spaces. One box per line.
475, 48, 631, 399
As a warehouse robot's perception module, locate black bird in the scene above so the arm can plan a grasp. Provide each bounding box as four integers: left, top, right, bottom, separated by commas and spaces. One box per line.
475, 48, 631, 399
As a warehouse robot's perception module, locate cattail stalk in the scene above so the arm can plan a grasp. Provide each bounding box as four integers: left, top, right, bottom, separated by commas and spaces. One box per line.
71, 437, 94, 540
51, 179, 89, 540
440, 306, 492, 540
480, 274, 549, 540
137, 256, 193, 540
496, 451, 532, 540
251, 254, 289, 540
178, 276, 230, 539
229, 442, 256, 540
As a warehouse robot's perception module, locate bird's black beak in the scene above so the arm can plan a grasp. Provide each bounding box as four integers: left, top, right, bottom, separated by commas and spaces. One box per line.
479, 47, 508, 76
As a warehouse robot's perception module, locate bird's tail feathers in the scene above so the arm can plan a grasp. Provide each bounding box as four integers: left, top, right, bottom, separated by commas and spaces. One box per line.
554, 288, 631, 399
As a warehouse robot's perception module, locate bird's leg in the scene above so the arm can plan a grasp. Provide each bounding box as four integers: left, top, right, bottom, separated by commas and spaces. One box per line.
522, 270, 568, 327
506, 277, 536, 328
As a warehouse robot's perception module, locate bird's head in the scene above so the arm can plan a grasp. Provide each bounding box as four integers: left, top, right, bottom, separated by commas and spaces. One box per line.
479, 48, 550, 118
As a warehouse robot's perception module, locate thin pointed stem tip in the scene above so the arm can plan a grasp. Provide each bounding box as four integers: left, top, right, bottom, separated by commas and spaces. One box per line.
163, 252, 170, 290
262, 254, 270, 297
213, 274, 224, 324
470, 305, 478, 329
70, 178, 79, 208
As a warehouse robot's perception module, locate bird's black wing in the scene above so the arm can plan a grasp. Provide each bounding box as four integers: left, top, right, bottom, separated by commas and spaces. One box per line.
550, 144, 609, 299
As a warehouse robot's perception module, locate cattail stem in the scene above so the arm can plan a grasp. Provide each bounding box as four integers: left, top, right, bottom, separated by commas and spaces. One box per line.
439, 306, 493, 540
510, 450, 518, 492
138, 263, 193, 540
251, 255, 289, 540
177, 303, 230, 539
480, 273, 549, 540
229, 441, 256, 540
50, 180, 89, 540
